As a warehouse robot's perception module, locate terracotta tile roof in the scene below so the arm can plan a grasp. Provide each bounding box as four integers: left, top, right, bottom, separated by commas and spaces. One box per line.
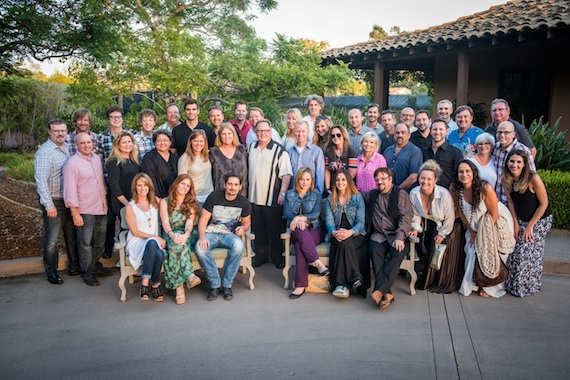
322, 0, 570, 60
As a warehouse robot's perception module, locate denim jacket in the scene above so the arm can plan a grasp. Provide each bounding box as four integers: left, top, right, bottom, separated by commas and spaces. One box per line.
283, 190, 322, 227
325, 193, 366, 238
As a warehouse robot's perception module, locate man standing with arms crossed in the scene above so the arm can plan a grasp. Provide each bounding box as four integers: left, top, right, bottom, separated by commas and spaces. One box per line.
63, 133, 108, 286
34, 118, 78, 284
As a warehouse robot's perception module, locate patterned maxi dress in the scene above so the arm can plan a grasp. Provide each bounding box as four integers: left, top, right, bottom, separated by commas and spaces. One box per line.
162, 197, 198, 290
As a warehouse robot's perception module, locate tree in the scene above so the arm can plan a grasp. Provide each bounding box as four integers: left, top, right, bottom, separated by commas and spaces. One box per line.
369, 24, 388, 40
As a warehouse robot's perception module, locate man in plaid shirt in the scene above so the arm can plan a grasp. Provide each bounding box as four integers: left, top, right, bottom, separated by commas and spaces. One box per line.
134, 109, 157, 162
34, 118, 79, 284
65, 108, 98, 156
493, 121, 535, 205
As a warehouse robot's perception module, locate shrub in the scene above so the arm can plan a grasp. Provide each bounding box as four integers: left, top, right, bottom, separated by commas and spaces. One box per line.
529, 117, 570, 171
538, 169, 570, 230
6, 159, 34, 182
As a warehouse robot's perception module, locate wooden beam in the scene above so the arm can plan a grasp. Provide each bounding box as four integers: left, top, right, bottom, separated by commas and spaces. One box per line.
456, 52, 470, 106
374, 61, 387, 109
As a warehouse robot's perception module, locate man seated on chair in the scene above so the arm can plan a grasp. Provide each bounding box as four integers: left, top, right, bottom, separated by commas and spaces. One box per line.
196, 173, 251, 301
362, 167, 412, 310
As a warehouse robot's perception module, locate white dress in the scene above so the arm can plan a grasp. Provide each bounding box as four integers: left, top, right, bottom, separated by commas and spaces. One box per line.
459, 196, 513, 298
125, 201, 161, 270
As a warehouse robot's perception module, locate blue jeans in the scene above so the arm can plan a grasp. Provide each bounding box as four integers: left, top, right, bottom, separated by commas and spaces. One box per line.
195, 233, 244, 289
76, 214, 106, 280
142, 240, 165, 285
41, 200, 78, 276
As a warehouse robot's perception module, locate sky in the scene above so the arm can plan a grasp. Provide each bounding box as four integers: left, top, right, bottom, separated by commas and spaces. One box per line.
35, 0, 507, 75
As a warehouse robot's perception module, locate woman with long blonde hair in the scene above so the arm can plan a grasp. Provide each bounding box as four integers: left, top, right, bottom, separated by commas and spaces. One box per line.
282, 108, 302, 150
210, 123, 248, 196
160, 174, 201, 305
106, 131, 141, 216
177, 130, 214, 206
125, 173, 165, 302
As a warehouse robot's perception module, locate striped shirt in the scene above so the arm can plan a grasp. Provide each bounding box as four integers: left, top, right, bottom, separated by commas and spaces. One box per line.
248, 140, 292, 207
34, 139, 70, 209
63, 152, 107, 215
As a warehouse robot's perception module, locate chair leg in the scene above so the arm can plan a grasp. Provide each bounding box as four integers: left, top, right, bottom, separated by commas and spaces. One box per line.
282, 265, 290, 289
118, 274, 128, 302
246, 264, 255, 290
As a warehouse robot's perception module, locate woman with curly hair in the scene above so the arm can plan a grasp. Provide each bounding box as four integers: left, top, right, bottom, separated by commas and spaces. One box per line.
160, 174, 201, 305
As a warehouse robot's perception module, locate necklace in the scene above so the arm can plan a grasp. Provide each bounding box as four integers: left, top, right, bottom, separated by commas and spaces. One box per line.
138, 203, 152, 228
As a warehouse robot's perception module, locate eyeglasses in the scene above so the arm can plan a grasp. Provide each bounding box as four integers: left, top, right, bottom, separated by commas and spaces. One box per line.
477, 142, 492, 146
109, 115, 122, 120
331, 133, 342, 138
316, 115, 328, 120
491, 108, 507, 113
496, 130, 514, 135
256, 129, 271, 134
376, 176, 390, 181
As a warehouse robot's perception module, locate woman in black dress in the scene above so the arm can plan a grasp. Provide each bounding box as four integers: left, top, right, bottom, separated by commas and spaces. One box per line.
141, 130, 178, 199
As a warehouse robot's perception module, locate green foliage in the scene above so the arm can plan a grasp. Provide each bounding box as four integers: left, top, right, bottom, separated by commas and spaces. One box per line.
529, 117, 570, 171
0, 152, 35, 181
466, 100, 487, 129
538, 169, 570, 229
0, 76, 67, 145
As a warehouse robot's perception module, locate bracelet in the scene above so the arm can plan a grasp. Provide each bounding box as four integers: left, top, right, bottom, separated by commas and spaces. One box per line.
184, 229, 190, 234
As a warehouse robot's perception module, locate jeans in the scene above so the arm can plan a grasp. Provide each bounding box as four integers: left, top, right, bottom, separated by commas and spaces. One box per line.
195, 233, 244, 289
369, 239, 409, 294
76, 214, 106, 280
41, 200, 78, 276
141, 240, 165, 285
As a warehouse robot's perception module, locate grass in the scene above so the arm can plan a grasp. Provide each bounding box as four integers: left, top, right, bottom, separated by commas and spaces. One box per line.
0, 152, 35, 182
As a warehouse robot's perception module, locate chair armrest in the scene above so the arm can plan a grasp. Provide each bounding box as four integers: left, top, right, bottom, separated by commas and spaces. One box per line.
408, 235, 419, 243
280, 228, 291, 240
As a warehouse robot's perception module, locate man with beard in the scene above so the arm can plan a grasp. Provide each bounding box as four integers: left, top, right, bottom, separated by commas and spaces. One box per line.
410, 110, 432, 150
382, 123, 423, 191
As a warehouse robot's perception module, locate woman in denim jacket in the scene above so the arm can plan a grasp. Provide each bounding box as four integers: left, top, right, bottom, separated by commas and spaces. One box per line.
325, 169, 367, 299
284, 167, 328, 299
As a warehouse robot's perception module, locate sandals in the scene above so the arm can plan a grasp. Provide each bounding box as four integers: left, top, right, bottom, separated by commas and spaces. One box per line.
186, 273, 202, 289
175, 287, 186, 305
151, 286, 164, 302
140, 285, 150, 301
380, 294, 395, 309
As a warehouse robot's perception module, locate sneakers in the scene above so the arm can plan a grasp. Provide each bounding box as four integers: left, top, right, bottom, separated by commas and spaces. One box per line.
186, 273, 202, 289
332, 285, 349, 299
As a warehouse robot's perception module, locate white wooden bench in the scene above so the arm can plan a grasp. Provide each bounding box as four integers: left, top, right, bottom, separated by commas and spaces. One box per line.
116, 208, 255, 302
281, 231, 419, 296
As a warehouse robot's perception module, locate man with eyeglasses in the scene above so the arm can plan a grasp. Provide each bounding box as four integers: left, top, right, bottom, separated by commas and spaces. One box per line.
96, 106, 135, 264
171, 98, 216, 154
493, 121, 536, 205
485, 98, 536, 157
364, 103, 384, 135
34, 118, 79, 284
362, 167, 412, 310
348, 108, 372, 153
399, 107, 417, 133
157, 103, 181, 133
248, 119, 292, 268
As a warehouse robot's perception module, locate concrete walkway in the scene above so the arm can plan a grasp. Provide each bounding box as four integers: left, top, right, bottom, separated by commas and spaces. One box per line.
1, 264, 569, 379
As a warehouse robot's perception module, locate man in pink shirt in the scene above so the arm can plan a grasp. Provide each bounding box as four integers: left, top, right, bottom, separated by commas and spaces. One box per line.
63, 133, 108, 286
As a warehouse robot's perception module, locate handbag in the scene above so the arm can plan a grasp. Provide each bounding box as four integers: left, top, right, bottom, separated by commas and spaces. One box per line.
305, 273, 331, 293
429, 243, 447, 270
473, 257, 509, 287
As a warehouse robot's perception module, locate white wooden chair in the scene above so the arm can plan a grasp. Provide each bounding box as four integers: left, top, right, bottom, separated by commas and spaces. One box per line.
117, 208, 256, 302
281, 231, 419, 296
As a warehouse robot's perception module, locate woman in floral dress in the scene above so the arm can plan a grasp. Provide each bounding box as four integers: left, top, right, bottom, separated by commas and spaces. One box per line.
159, 174, 201, 305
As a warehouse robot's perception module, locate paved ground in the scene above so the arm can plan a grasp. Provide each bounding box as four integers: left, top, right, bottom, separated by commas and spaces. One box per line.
1, 264, 569, 379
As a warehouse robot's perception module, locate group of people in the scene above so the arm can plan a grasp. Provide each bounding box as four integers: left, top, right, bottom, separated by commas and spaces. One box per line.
34, 95, 552, 309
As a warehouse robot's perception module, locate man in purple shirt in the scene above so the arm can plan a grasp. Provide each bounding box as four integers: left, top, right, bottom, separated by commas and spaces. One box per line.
63, 133, 109, 286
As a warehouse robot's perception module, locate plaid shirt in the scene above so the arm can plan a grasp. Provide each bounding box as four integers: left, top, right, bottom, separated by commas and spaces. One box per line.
493, 139, 535, 205
34, 139, 70, 209
95, 127, 136, 178
65, 130, 98, 156
134, 131, 155, 162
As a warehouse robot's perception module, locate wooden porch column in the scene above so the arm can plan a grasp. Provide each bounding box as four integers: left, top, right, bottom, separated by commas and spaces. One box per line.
456, 52, 470, 106
374, 61, 387, 109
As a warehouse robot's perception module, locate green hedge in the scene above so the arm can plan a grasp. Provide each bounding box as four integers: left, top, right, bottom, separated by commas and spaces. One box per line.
539, 169, 570, 230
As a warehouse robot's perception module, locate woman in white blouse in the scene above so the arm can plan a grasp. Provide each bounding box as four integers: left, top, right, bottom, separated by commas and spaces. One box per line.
409, 160, 463, 293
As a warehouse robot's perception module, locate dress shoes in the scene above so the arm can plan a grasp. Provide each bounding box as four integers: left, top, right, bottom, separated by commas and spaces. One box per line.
222, 287, 233, 300
68, 267, 81, 276
207, 287, 221, 301
289, 288, 305, 299
95, 262, 113, 277
83, 277, 100, 287
47, 274, 63, 285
